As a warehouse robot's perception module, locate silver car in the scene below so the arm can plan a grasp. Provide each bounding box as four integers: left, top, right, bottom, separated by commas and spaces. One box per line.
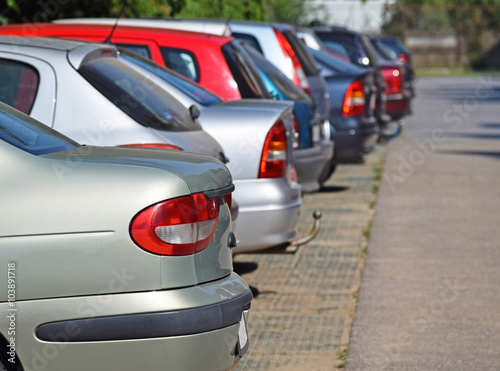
0, 102, 251, 371
0, 36, 227, 161
118, 49, 302, 253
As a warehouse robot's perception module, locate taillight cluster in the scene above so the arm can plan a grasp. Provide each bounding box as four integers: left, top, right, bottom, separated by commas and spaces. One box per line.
130, 192, 222, 256
342, 79, 365, 117
381, 67, 403, 96
274, 28, 311, 95
120, 143, 183, 150
259, 120, 288, 179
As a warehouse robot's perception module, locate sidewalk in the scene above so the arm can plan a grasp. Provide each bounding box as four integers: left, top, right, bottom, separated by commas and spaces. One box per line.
347, 77, 500, 370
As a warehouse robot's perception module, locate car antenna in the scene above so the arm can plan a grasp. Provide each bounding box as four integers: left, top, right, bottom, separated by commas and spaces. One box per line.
104, 0, 130, 43
223, 18, 231, 36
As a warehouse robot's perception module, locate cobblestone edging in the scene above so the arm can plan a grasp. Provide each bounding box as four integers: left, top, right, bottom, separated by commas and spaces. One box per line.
234, 144, 387, 371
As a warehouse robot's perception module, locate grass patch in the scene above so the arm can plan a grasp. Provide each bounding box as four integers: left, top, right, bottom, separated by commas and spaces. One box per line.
360, 244, 368, 258
335, 347, 348, 368
362, 219, 373, 240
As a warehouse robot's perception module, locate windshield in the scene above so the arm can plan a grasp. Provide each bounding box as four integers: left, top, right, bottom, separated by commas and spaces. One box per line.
78, 57, 201, 132
0, 102, 78, 155
118, 48, 222, 107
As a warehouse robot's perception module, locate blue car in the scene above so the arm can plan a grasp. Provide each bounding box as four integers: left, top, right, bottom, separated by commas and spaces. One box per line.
308, 47, 380, 181
243, 44, 334, 190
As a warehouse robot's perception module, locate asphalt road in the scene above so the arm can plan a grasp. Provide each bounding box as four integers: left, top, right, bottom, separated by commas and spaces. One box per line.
347, 76, 500, 370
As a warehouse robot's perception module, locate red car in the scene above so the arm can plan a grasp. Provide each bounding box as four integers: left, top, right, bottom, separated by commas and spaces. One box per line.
0, 23, 269, 102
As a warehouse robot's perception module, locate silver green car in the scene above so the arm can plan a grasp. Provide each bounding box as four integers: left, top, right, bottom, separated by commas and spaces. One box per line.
0, 102, 251, 371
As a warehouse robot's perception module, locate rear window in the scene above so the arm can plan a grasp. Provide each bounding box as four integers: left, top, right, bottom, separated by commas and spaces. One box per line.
245, 44, 308, 101
159, 47, 200, 82
0, 102, 78, 155
371, 39, 399, 61
78, 57, 201, 132
281, 30, 320, 76
119, 48, 222, 107
315, 31, 368, 67
116, 43, 152, 59
308, 47, 365, 77
0, 59, 39, 114
221, 41, 270, 99
232, 32, 264, 54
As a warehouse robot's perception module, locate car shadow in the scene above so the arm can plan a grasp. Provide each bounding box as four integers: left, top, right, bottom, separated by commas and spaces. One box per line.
319, 185, 349, 193
435, 149, 500, 160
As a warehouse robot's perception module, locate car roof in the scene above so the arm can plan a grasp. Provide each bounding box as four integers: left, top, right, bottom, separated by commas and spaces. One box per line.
0, 35, 87, 50
1, 23, 233, 46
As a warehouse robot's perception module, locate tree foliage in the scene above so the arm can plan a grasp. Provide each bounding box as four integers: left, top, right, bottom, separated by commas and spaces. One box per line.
0, 0, 316, 25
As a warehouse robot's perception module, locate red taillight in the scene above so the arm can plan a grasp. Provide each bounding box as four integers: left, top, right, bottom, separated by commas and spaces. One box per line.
259, 120, 288, 179
274, 28, 310, 94
292, 114, 300, 149
130, 193, 220, 256
381, 67, 402, 96
120, 143, 183, 150
343, 79, 365, 116
398, 53, 409, 64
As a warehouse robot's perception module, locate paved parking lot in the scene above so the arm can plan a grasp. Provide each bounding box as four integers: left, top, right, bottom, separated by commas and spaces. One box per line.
234, 145, 386, 370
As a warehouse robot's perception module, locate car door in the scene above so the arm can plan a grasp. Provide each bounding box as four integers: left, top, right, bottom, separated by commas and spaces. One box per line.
0, 53, 56, 126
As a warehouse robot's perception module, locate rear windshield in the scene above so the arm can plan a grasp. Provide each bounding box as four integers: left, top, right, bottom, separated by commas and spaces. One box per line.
78, 57, 201, 132
308, 47, 365, 76
315, 31, 367, 67
119, 48, 222, 107
371, 39, 398, 62
245, 44, 308, 101
282, 30, 320, 76
0, 102, 78, 155
221, 41, 271, 99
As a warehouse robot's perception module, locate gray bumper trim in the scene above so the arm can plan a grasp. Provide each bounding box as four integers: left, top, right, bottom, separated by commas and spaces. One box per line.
36, 290, 252, 342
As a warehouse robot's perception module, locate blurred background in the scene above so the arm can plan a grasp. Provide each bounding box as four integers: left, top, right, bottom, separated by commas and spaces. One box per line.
2, 0, 500, 71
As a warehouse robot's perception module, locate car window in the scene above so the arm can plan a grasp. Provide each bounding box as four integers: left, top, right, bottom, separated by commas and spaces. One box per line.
308, 47, 365, 76
78, 57, 201, 132
118, 48, 222, 107
281, 30, 320, 76
245, 44, 308, 101
371, 39, 398, 61
0, 59, 39, 115
232, 32, 264, 54
159, 47, 200, 82
221, 41, 270, 99
315, 32, 368, 67
115, 43, 152, 59
0, 102, 78, 155
322, 41, 350, 59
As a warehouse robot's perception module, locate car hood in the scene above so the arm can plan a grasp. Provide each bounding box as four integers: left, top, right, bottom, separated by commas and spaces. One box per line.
44, 145, 232, 193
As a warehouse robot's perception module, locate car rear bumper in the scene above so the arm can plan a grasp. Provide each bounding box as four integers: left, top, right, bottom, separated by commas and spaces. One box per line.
386, 93, 411, 120
294, 141, 334, 193
232, 178, 302, 253
331, 117, 379, 163
2, 273, 252, 371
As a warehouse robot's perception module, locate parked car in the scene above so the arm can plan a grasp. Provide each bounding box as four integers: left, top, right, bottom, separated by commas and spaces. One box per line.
312, 26, 411, 123
296, 26, 352, 63
0, 34, 302, 253
116, 48, 303, 252
311, 26, 395, 128
0, 36, 227, 161
56, 18, 331, 140
241, 43, 334, 190
372, 35, 415, 97
307, 47, 380, 181
0, 101, 252, 371
0, 23, 332, 196
50, 22, 270, 102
